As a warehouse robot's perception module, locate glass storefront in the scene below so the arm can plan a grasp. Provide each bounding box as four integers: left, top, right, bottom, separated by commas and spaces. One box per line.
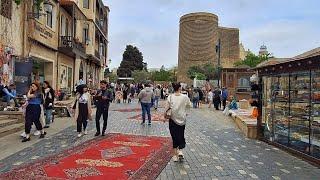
262, 71, 320, 159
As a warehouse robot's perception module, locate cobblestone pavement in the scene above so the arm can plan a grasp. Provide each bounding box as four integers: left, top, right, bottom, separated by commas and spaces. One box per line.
0, 101, 319, 180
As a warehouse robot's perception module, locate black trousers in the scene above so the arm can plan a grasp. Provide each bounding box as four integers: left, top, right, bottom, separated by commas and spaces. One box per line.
96, 106, 109, 133
77, 103, 88, 132
25, 104, 42, 134
169, 119, 186, 149
222, 98, 227, 110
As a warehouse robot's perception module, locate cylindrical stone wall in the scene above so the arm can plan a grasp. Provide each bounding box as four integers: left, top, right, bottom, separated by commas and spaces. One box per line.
178, 12, 219, 83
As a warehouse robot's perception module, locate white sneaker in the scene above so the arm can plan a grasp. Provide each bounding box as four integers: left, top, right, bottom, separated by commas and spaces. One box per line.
77, 133, 82, 138
20, 132, 26, 138
177, 149, 184, 159
172, 155, 179, 162
33, 131, 41, 136
84, 130, 88, 135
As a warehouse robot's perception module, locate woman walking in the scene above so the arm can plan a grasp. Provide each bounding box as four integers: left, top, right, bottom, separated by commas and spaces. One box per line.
22, 83, 46, 142
164, 83, 191, 162
43, 81, 55, 128
72, 84, 92, 137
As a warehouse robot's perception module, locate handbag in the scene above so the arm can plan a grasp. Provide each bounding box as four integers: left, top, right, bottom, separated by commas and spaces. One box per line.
165, 95, 173, 119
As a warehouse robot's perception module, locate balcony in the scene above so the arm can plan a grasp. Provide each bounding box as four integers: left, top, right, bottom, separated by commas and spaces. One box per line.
95, 18, 108, 36
59, 36, 86, 57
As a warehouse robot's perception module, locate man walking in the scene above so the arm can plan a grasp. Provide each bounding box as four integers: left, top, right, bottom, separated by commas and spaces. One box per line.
94, 80, 113, 136
221, 87, 228, 110
138, 83, 154, 126
154, 85, 161, 110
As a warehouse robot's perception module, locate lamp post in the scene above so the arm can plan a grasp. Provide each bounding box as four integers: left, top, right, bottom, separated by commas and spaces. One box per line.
216, 38, 221, 87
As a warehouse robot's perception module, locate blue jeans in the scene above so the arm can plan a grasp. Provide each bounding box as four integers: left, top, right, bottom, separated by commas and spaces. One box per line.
193, 98, 199, 108
141, 102, 151, 123
154, 96, 160, 109
45, 109, 53, 125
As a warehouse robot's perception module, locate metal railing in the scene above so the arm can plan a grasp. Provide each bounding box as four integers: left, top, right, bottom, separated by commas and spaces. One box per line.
60, 36, 85, 53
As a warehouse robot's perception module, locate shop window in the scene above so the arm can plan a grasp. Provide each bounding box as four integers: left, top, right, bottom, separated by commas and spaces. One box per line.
0, 0, 12, 19
83, 0, 89, 9
238, 77, 250, 87
60, 65, 72, 91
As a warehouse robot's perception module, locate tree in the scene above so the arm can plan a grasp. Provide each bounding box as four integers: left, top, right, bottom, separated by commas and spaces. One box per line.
117, 45, 145, 77
132, 70, 151, 83
187, 64, 219, 80
14, 0, 44, 10
234, 52, 271, 68
151, 65, 172, 82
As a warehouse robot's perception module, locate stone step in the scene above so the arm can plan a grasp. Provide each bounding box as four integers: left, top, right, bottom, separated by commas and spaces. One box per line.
0, 115, 10, 121
0, 123, 24, 138
0, 119, 20, 128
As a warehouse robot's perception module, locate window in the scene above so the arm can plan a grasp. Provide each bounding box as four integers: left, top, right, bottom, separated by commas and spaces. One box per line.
83, 0, 89, 9
46, 8, 53, 28
33, 0, 40, 19
0, 0, 12, 19
238, 77, 250, 87
83, 24, 89, 43
61, 15, 66, 36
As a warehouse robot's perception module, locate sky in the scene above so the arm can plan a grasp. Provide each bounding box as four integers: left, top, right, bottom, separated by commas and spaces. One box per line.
103, 0, 320, 69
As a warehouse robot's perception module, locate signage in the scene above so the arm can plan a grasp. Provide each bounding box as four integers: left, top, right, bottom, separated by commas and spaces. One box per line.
34, 23, 53, 39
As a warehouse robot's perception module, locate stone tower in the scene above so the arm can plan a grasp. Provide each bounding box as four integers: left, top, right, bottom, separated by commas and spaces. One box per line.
259, 45, 268, 56
177, 12, 240, 84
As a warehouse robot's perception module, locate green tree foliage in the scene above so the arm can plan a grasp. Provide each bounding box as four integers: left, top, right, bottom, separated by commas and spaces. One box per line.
14, 0, 44, 10
117, 45, 145, 77
132, 70, 151, 83
234, 52, 270, 68
187, 63, 219, 80
151, 65, 172, 82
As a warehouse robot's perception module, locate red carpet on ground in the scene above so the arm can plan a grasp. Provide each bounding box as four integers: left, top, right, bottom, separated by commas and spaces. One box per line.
128, 111, 166, 122
1, 134, 172, 180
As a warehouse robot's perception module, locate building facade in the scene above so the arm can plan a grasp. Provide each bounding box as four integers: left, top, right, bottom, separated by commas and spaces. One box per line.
177, 12, 241, 84
0, 0, 109, 95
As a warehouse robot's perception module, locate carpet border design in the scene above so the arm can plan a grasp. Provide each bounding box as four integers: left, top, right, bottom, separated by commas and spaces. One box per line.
0, 133, 172, 180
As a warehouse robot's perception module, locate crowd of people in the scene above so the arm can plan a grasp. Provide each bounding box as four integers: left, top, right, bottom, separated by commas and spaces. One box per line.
1, 78, 240, 163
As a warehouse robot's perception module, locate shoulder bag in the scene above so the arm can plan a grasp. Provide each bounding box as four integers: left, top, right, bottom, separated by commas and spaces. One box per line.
165, 95, 173, 119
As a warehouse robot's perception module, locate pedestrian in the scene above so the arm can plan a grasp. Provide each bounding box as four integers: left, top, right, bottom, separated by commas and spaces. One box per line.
208, 89, 213, 108
213, 87, 221, 110
42, 81, 55, 128
22, 83, 46, 142
138, 83, 154, 126
2, 84, 19, 107
72, 84, 92, 138
197, 87, 203, 108
164, 82, 191, 162
94, 80, 113, 136
154, 85, 161, 110
123, 85, 128, 103
115, 88, 122, 103
221, 87, 228, 110
192, 88, 199, 108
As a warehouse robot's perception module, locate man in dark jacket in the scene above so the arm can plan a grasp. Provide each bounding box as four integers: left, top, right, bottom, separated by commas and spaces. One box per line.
94, 80, 113, 136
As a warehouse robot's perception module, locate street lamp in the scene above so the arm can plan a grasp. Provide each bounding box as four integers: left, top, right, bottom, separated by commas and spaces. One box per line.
215, 38, 221, 87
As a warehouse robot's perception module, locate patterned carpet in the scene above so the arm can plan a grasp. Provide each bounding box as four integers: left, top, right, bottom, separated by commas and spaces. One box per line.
0, 134, 172, 180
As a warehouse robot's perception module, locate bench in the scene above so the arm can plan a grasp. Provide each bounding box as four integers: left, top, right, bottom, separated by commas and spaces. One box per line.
229, 109, 257, 139
0, 111, 24, 122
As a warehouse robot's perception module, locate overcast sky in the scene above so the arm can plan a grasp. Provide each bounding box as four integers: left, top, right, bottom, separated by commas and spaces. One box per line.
104, 0, 320, 69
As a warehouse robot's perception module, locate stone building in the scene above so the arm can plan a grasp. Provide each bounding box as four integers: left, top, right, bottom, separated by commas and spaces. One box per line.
177, 12, 241, 84
0, 0, 109, 94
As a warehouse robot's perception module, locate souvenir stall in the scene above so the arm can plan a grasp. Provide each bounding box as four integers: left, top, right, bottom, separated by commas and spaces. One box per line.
256, 48, 320, 164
